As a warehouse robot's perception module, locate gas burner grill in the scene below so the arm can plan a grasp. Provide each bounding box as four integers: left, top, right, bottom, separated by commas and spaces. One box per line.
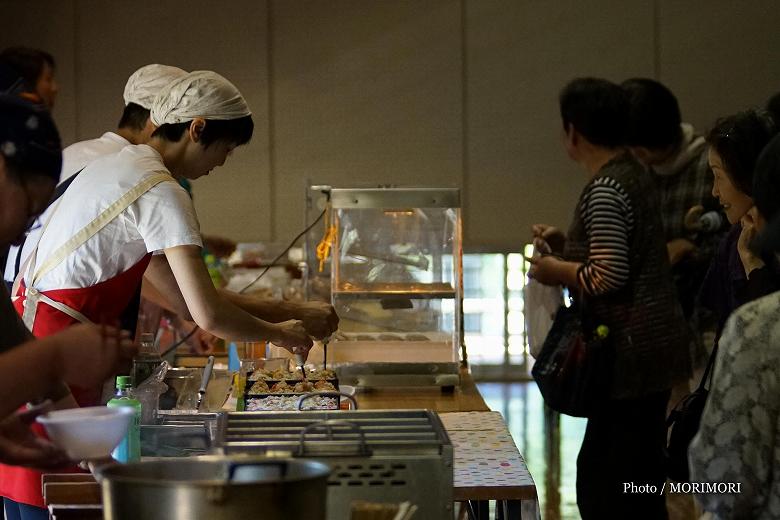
216, 410, 453, 519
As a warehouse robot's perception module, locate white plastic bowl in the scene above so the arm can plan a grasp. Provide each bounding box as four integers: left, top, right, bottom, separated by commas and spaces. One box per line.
37, 406, 134, 460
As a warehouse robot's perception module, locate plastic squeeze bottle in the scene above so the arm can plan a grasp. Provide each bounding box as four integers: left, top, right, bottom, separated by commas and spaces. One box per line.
107, 376, 141, 462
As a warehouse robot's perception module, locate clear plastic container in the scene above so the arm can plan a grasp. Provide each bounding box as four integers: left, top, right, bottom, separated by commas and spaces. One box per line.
132, 332, 162, 387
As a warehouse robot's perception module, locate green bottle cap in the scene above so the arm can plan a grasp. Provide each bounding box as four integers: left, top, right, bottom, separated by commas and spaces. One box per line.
596, 324, 610, 339
116, 375, 133, 389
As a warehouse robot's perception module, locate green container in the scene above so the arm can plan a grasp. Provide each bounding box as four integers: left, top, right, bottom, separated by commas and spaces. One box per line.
107, 376, 141, 463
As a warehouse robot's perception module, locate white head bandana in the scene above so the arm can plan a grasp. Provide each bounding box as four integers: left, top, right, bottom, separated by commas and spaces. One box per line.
123, 64, 188, 109
150, 70, 251, 126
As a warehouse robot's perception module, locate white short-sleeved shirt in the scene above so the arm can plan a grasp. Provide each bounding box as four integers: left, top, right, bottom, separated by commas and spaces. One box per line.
27, 144, 203, 291
4, 132, 131, 283
59, 132, 131, 183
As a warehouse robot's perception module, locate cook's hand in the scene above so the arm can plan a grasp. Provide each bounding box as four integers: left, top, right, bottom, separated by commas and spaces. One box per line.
54, 324, 137, 389
0, 403, 68, 469
526, 255, 562, 286
666, 238, 696, 266
295, 301, 339, 340
271, 320, 313, 358
531, 224, 565, 254
738, 207, 765, 276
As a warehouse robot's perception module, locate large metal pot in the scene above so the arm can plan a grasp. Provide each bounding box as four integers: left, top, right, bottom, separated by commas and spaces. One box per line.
100, 456, 330, 519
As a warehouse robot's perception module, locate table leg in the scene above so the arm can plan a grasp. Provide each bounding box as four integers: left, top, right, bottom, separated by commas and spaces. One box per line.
466, 500, 490, 519
496, 499, 540, 520
496, 500, 518, 519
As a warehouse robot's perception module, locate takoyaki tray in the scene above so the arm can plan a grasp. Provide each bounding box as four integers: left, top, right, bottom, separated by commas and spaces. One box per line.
244, 393, 340, 411
245, 378, 339, 396
244, 368, 340, 411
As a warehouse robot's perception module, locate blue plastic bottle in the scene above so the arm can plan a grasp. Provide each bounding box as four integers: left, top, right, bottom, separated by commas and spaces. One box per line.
107, 376, 141, 462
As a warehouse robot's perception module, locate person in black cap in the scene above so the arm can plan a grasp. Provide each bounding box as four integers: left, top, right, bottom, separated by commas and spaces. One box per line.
0, 95, 136, 519
0, 96, 60, 246
689, 132, 780, 519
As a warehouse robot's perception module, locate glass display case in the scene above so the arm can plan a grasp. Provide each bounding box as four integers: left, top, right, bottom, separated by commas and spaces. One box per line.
304, 186, 462, 388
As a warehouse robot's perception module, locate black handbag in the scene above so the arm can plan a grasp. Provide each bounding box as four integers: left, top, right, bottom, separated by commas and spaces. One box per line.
531, 295, 613, 418
665, 342, 718, 482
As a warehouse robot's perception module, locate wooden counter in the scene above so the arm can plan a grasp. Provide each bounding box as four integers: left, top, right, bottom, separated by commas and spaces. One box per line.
355, 367, 490, 412
44, 367, 537, 519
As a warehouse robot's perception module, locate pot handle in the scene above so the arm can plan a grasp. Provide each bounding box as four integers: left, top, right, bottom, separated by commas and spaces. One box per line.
296, 391, 358, 410
296, 419, 371, 457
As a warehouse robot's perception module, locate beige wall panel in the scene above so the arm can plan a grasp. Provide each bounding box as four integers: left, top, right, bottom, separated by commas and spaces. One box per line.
0, 0, 78, 144
6, 1, 780, 251
465, 0, 655, 251
271, 0, 463, 240
75, 0, 271, 242
658, 0, 780, 133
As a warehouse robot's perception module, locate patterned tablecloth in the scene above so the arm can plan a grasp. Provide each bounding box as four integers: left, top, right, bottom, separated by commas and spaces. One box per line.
440, 411, 537, 501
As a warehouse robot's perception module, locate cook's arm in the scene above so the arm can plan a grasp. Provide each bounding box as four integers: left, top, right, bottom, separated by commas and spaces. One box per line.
217, 291, 339, 340
144, 254, 193, 320
163, 245, 311, 350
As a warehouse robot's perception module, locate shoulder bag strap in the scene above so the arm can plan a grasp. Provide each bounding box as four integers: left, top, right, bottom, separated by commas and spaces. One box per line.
697, 341, 719, 392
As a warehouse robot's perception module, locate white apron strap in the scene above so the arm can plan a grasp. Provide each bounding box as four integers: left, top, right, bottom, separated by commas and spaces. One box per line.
20, 172, 173, 330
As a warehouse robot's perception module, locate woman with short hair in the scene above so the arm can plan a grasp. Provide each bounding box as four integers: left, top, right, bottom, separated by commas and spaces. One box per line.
530, 77, 689, 519
698, 109, 779, 338
4, 70, 336, 517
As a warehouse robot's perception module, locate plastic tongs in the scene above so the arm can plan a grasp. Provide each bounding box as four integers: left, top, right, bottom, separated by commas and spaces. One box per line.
196, 355, 215, 411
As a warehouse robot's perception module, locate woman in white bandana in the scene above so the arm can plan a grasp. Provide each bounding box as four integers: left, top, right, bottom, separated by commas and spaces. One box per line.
4, 71, 337, 515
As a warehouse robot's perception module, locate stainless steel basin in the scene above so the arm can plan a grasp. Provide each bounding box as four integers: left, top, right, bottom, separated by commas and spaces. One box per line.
140, 412, 220, 457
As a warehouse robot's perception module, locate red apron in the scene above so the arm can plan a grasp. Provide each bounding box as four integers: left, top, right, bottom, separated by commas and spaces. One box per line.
0, 255, 151, 507
1, 171, 172, 507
